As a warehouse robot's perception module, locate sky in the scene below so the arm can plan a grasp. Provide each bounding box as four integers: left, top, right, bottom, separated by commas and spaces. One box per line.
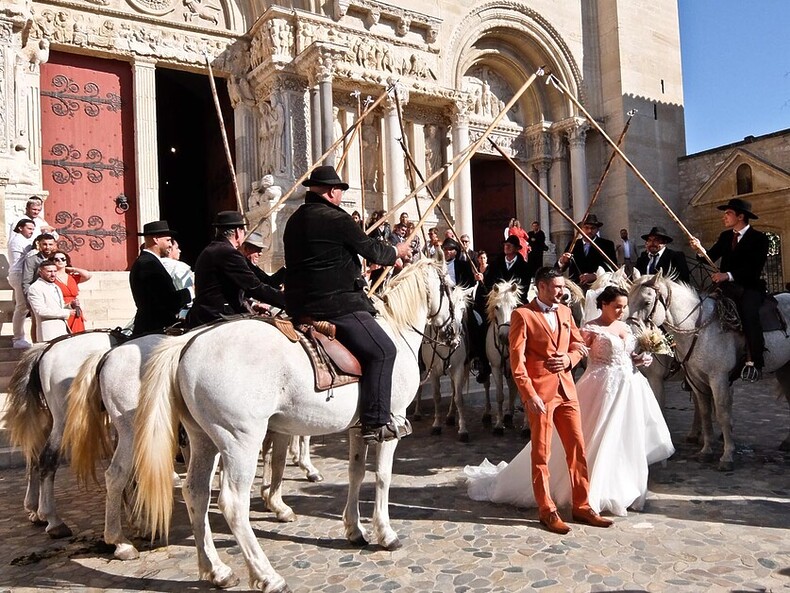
678, 0, 790, 155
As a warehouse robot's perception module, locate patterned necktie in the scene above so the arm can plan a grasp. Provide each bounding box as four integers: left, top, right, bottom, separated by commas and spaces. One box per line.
731, 230, 739, 251
648, 254, 657, 274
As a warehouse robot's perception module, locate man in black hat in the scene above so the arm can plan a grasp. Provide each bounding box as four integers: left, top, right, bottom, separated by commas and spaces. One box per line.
635, 226, 690, 283
556, 214, 617, 288
284, 165, 412, 444
129, 221, 192, 335
187, 211, 286, 327
690, 198, 770, 381
240, 230, 286, 289
442, 237, 477, 288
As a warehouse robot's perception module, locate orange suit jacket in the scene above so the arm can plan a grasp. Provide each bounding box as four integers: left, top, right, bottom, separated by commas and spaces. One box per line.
509, 299, 585, 405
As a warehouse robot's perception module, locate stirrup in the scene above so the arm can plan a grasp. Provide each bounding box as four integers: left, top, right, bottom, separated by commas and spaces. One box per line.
740, 363, 761, 383
361, 416, 413, 444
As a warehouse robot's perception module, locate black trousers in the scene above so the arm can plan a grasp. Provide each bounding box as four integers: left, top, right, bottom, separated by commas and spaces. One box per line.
739, 287, 765, 367
331, 311, 397, 426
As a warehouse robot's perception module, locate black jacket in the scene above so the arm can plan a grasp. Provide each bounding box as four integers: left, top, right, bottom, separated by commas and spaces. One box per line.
705, 227, 769, 291
129, 250, 191, 335
484, 253, 534, 292
635, 247, 691, 283
447, 256, 476, 288
247, 260, 285, 289
187, 239, 285, 327
284, 192, 397, 319
560, 235, 617, 282
527, 229, 548, 266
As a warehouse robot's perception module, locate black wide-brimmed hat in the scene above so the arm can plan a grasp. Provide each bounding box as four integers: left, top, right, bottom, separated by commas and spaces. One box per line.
301, 165, 349, 190
442, 238, 461, 252
504, 235, 521, 249
578, 214, 604, 227
717, 197, 758, 220
641, 226, 673, 243
138, 220, 175, 237
213, 210, 247, 228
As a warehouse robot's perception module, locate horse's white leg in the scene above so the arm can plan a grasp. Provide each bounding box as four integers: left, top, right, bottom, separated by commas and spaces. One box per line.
429, 373, 443, 436
686, 392, 702, 443
453, 366, 470, 442
287, 436, 299, 465
216, 435, 289, 593
264, 432, 296, 522
491, 365, 505, 435
260, 431, 274, 501
371, 440, 401, 551
342, 430, 369, 546
37, 432, 71, 538
692, 388, 716, 462
181, 429, 237, 589
104, 419, 139, 560
297, 436, 323, 482
710, 378, 735, 471
24, 459, 44, 526
445, 385, 456, 427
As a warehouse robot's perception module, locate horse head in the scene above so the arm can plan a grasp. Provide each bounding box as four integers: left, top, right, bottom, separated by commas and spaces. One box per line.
487, 280, 522, 347
628, 269, 671, 329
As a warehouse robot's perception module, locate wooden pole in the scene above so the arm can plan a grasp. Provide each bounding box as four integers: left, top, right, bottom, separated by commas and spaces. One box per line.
545, 74, 718, 270
489, 139, 617, 270
246, 85, 392, 236
355, 92, 367, 219
204, 55, 243, 214
392, 87, 427, 245
367, 70, 540, 295
568, 112, 634, 249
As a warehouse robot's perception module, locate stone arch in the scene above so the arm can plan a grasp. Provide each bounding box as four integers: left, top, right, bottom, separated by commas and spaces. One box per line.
447, 2, 583, 125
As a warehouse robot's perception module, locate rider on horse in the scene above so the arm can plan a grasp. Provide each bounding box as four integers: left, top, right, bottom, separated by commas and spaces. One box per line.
283, 166, 412, 444
690, 197, 770, 382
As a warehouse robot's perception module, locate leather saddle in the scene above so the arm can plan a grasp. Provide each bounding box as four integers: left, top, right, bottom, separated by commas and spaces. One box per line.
260, 316, 361, 392
759, 294, 788, 334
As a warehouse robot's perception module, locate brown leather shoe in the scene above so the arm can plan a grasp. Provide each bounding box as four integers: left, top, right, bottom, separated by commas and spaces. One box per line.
539, 511, 571, 534
572, 508, 613, 528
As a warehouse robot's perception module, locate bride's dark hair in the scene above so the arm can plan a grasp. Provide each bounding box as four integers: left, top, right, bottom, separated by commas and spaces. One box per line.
596, 285, 628, 309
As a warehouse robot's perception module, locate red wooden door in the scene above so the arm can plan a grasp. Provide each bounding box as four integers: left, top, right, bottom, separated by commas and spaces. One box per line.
470, 157, 516, 255
40, 52, 137, 271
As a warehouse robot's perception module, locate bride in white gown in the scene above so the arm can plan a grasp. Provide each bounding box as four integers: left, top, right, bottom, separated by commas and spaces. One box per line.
465, 286, 674, 516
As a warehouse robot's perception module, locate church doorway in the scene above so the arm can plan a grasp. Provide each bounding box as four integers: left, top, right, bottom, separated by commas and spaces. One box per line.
156, 68, 236, 265
470, 156, 516, 256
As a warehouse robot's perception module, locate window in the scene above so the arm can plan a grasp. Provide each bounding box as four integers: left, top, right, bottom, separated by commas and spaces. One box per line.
736, 163, 753, 195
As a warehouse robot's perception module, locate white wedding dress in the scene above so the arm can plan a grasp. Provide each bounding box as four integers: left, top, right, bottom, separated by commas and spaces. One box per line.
465, 324, 675, 516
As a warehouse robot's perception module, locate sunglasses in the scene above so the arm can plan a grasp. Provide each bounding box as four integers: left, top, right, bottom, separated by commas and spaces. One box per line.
52, 257, 67, 262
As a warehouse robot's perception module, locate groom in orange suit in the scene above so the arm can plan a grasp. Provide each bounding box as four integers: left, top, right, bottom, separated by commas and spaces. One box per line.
509, 267, 613, 534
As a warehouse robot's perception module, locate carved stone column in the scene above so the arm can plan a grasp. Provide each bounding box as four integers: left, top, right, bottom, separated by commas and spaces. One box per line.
534, 160, 552, 238
228, 75, 258, 209
132, 57, 160, 225
309, 85, 321, 162
567, 119, 590, 220
319, 76, 334, 163
450, 109, 473, 239
383, 88, 407, 212
549, 131, 571, 251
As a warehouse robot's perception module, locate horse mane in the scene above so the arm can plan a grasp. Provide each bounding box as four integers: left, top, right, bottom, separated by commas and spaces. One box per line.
375, 259, 445, 333
485, 280, 522, 324
564, 278, 585, 305
629, 269, 698, 303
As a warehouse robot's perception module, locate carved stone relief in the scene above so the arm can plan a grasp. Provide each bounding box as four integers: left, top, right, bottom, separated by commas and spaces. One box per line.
259, 91, 286, 177
463, 66, 519, 123
423, 124, 444, 195
361, 117, 380, 191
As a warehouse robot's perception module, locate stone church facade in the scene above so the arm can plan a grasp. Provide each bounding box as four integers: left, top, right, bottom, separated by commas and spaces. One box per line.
0, 0, 685, 327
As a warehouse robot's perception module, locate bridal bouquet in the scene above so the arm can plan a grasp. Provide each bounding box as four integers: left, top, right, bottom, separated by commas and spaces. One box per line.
632, 321, 674, 356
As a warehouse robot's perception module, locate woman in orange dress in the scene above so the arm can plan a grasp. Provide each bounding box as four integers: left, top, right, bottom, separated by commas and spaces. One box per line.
52, 250, 92, 334
508, 219, 531, 260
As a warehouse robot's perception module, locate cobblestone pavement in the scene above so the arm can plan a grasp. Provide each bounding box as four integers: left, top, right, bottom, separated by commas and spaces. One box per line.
1, 378, 788, 592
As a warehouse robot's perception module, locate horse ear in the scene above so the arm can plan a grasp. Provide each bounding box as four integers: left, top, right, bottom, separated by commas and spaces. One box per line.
509, 282, 519, 293
493, 283, 500, 294
632, 268, 641, 280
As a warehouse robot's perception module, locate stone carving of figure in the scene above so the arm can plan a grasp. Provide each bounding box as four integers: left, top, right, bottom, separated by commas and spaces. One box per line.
16, 37, 50, 73
299, 20, 315, 53
53, 11, 71, 43
424, 125, 444, 195
227, 75, 255, 109
249, 173, 282, 211
260, 94, 285, 176
4, 133, 38, 186
183, 0, 221, 25
361, 120, 379, 191
332, 107, 345, 166
481, 80, 492, 117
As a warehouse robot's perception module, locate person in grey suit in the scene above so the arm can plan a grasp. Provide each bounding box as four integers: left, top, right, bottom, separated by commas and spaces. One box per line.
27, 259, 76, 342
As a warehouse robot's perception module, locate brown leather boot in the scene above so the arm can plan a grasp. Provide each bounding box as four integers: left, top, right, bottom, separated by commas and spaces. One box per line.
572, 507, 613, 528
539, 511, 571, 534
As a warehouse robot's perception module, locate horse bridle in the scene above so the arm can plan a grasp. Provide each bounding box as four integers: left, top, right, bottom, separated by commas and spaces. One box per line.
416, 271, 463, 374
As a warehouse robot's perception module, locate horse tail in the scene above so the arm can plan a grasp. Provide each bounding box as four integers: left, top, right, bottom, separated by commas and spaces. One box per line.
2, 343, 51, 461
133, 333, 190, 542
63, 350, 113, 487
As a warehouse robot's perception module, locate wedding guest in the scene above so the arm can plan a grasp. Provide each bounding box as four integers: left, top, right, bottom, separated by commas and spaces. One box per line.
52, 250, 91, 334
616, 228, 636, 276
351, 210, 364, 230
8, 196, 57, 239
508, 219, 530, 260
476, 250, 488, 276
557, 214, 617, 289
504, 217, 516, 240
635, 226, 690, 283
7, 218, 36, 348
27, 259, 77, 341
527, 221, 548, 269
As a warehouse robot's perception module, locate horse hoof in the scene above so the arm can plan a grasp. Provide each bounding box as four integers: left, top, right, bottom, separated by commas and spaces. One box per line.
685, 434, 700, 444
481, 413, 492, 425
214, 572, 240, 589
779, 439, 790, 452
348, 534, 368, 547
492, 426, 504, 437
520, 428, 531, 441
430, 426, 442, 436
113, 543, 140, 561
503, 414, 514, 429
697, 452, 715, 464
47, 523, 73, 539
382, 537, 402, 551
445, 416, 456, 427
458, 432, 470, 443
275, 509, 297, 523
718, 460, 734, 472
28, 514, 47, 527
307, 472, 324, 483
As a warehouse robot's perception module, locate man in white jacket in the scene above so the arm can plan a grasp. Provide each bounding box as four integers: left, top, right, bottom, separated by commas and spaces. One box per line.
27, 259, 78, 342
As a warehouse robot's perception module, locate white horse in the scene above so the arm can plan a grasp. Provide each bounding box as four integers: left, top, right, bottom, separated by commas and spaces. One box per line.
132, 259, 455, 592
63, 333, 172, 560
417, 285, 473, 440
628, 272, 790, 470
483, 280, 522, 436
2, 331, 123, 538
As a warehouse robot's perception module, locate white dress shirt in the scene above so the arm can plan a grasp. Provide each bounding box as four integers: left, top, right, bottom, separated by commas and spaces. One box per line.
536, 297, 558, 331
